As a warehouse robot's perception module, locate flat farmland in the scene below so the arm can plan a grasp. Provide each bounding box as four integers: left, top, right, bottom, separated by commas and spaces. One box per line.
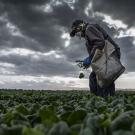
0, 90, 135, 135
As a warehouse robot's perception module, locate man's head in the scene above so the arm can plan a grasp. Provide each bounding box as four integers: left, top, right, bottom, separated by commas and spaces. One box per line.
70, 19, 86, 38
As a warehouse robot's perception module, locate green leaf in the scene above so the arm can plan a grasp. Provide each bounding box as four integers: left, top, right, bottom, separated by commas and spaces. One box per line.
80, 127, 94, 135
2, 110, 13, 125
125, 104, 134, 111
11, 120, 30, 127
15, 104, 29, 115
39, 106, 59, 126
30, 103, 41, 114
60, 111, 72, 122
12, 111, 28, 121
110, 111, 135, 132
80, 114, 104, 135
112, 130, 133, 135
95, 100, 107, 113
131, 120, 135, 134
23, 127, 44, 135
100, 118, 111, 128
26, 114, 41, 127
34, 124, 49, 135
67, 109, 87, 126
0, 103, 6, 113
71, 124, 82, 135
48, 121, 71, 135
0, 125, 23, 135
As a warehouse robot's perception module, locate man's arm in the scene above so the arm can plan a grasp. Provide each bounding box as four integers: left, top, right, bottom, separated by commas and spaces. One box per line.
85, 24, 105, 58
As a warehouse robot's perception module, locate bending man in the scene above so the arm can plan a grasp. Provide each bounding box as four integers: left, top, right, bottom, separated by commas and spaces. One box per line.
70, 19, 121, 97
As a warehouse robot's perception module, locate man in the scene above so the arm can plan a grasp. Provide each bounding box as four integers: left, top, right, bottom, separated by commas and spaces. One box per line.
70, 19, 121, 97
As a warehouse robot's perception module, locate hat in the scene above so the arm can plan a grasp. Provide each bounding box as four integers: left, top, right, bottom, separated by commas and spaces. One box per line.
70, 19, 84, 37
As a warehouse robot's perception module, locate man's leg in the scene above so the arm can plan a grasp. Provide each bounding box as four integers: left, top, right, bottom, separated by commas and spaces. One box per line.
96, 85, 104, 97
108, 82, 115, 96
89, 72, 115, 97
102, 82, 115, 97
93, 80, 115, 97
89, 71, 98, 95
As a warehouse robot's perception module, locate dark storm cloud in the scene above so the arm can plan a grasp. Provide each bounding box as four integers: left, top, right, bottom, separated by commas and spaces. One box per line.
0, 0, 116, 52
0, 1, 5, 13
0, 0, 82, 77
1, 0, 49, 5
0, 0, 91, 52
0, 1, 69, 51
62, 39, 89, 61
0, 53, 78, 77
0, 17, 42, 51
2, 4, 64, 52
92, 0, 135, 27
0, 0, 135, 79
116, 36, 135, 72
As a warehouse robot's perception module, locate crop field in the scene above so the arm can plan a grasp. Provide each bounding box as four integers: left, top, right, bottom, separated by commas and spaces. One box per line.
0, 90, 135, 135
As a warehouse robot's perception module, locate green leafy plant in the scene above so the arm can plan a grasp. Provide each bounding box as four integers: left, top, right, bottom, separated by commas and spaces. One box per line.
0, 90, 134, 135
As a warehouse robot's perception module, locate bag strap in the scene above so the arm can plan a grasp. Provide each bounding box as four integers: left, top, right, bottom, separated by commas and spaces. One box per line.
104, 41, 108, 75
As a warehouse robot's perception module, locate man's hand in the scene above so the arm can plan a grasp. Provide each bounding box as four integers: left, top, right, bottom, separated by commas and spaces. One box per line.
83, 56, 91, 69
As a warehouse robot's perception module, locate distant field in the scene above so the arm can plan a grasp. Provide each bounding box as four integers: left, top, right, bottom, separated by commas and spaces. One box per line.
0, 89, 135, 135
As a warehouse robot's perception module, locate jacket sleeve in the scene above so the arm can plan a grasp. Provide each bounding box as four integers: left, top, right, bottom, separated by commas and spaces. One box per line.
85, 25, 105, 58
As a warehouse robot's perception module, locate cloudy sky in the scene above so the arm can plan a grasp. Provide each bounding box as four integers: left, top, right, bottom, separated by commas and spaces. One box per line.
0, 0, 135, 90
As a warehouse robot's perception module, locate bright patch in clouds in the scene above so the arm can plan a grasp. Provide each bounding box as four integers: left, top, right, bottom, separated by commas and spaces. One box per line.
126, 28, 135, 37
96, 12, 128, 29
0, 62, 15, 68
0, 13, 23, 37
133, 40, 135, 45
0, 66, 15, 75
0, 72, 134, 90
84, 2, 93, 16
116, 27, 135, 38
37, 0, 63, 13
50, 0, 63, 6
95, 12, 135, 38
61, 32, 71, 47
0, 48, 34, 56
0, 75, 88, 90
116, 72, 135, 89
36, 3, 53, 13
63, 0, 76, 10
6, 22, 23, 37
42, 4, 53, 13
0, 68, 15, 75
0, 48, 63, 59
0, 63, 15, 75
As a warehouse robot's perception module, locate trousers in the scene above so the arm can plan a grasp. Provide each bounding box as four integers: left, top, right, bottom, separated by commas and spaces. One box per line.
89, 71, 115, 97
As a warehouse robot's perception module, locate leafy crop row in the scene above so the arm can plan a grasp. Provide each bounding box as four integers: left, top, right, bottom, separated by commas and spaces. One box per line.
0, 90, 135, 135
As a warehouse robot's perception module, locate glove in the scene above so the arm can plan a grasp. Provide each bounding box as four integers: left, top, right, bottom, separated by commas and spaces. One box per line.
83, 56, 91, 69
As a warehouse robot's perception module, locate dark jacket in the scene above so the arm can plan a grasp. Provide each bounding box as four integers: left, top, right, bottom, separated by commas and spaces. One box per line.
84, 23, 121, 59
